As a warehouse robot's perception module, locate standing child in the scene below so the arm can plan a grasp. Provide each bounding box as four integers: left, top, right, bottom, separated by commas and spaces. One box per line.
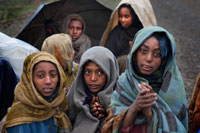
100, 0, 157, 74
63, 14, 91, 63
5, 52, 72, 133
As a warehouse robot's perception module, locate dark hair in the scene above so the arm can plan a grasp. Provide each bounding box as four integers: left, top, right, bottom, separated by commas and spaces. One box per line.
152, 32, 170, 61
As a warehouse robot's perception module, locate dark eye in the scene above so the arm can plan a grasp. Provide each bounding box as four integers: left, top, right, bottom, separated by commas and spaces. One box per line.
125, 15, 130, 18
139, 48, 148, 54
84, 70, 91, 75
68, 26, 73, 30
154, 51, 161, 57
97, 70, 104, 76
37, 73, 44, 78
77, 27, 82, 31
50, 72, 57, 78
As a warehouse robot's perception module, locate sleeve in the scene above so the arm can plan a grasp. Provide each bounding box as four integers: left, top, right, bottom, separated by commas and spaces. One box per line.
193, 90, 200, 127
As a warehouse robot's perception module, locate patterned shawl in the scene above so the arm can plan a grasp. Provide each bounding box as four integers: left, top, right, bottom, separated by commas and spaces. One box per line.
67, 46, 119, 133
5, 52, 72, 132
41, 33, 79, 89
63, 14, 91, 63
102, 26, 188, 133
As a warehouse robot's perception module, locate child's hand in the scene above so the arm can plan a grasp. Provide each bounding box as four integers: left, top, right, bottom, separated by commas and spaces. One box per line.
90, 96, 106, 119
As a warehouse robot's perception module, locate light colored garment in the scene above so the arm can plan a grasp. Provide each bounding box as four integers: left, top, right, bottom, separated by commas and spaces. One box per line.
102, 26, 188, 133
41, 33, 79, 89
0, 32, 39, 78
67, 46, 119, 133
5, 52, 72, 132
63, 14, 91, 63
100, 0, 157, 47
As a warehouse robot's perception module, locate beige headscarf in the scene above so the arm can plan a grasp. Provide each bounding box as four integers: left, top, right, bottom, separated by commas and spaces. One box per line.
63, 14, 91, 63
5, 51, 72, 131
41, 33, 79, 88
100, 0, 157, 46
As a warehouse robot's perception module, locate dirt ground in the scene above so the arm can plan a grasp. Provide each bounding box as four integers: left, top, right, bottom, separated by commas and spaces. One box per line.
150, 0, 200, 104
1, 0, 200, 104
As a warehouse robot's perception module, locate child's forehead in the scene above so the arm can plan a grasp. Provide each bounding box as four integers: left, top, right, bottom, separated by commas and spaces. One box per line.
33, 61, 57, 71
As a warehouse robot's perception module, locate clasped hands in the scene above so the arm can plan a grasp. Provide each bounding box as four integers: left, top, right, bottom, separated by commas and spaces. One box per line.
131, 83, 157, 122
90, 96, 106, 119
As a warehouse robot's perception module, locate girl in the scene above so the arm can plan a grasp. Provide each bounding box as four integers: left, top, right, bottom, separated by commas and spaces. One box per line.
100, 0, 157, 58
5, 52, 72, 132
67, 46, 119, 133
41, 33, 79, 92
63, 14, 91, 63
102, 26, 188, 133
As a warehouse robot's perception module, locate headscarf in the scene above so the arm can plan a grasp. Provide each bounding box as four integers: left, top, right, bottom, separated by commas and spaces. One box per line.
5, 52, 72, 132
104, 3, 143, 57
100, 0, 157, 48
132, 32, 169, 93
41, 33, 79, 88
102, 26, 188, 133
63, 14, 91, 63
67, 46, 119, 133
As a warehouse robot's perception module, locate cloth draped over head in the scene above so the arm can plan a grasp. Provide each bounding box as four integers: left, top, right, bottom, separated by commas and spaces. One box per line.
41, 33, 79, 88
5, 51, 72, 131
67, 46, 119, 133
62, 14, 91, 63
100, 0, 157, 48
102, 26, 188, 133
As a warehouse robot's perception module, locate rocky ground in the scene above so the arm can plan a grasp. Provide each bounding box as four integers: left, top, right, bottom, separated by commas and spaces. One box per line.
1, 0, 200, 104
150, 0, 200, 104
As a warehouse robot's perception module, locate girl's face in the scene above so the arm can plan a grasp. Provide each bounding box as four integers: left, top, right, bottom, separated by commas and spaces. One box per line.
83, 62, 107, 94
33, 61, 59, 97
68, 19, 83, 42
136, 36, 162, 75
119, 7, 133, 29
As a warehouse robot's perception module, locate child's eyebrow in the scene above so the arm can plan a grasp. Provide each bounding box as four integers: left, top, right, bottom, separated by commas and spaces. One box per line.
142, 44, 160, 50
141, 44, 149, 49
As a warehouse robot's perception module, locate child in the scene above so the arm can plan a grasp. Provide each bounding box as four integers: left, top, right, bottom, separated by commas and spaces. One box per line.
100, 0, 157, 74
5, 51, 72, 132
41, 33, 79, 92
63, 14, 91, 63
102, 26, 188, 133
67, 46, 119, 133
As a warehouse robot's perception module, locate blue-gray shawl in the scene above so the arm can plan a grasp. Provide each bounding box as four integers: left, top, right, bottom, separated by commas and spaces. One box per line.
109, 26, 188, 132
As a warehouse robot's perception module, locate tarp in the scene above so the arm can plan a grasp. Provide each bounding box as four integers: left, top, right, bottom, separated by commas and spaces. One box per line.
0, 32, 39, 78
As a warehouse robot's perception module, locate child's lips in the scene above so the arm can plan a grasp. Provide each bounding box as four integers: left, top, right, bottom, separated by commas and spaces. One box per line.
88, 84, 99, 89
141, 65, 152, 71
43, 88, 53, 93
